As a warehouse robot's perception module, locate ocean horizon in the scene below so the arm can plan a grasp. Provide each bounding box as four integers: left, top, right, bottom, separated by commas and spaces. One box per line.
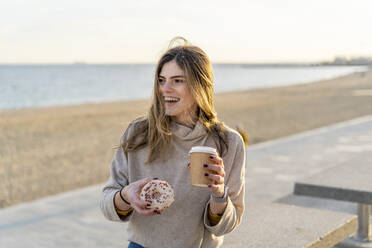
0, 64, 367, 111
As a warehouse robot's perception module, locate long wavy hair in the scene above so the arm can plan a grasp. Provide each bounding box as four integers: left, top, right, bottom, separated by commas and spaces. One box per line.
122, 37, 228, 163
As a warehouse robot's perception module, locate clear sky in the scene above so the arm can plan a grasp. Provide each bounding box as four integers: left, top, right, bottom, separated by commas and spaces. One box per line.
1, 0, 371, 64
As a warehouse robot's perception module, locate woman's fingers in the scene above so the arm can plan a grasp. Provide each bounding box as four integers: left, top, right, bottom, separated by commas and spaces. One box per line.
209, 155, 224, 167
205, 172, 224, 184
130, 196, 159, 216
124, 177, 167, 216
124, 177, 153, 209
131, 201, 163, 216
131, 195, 150, 208
204, 163, 225, 177
205, 158, 225, 196
205, 156, 225, 185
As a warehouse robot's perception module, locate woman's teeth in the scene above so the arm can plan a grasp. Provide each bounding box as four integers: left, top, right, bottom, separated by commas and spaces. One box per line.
164, 97, 180, 102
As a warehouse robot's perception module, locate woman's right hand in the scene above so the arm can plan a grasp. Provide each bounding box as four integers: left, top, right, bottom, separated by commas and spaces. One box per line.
121, 177, 161, 216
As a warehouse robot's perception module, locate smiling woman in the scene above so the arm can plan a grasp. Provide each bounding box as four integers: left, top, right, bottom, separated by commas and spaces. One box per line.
100, 37, 246, 248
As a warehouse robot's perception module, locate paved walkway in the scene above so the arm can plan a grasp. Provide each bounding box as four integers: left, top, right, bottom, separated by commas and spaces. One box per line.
1, 115, 372, 248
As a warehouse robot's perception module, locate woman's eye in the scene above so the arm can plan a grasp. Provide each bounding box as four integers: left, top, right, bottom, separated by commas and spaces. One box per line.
158, 78, 165, 84
174, 79, 184, 83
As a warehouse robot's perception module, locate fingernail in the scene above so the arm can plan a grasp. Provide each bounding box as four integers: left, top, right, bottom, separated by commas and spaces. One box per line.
204, 173, 209, 176
203, 164, 208, 168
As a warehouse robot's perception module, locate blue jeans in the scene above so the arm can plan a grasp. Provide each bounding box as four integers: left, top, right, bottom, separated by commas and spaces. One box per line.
128, 241, 145, 248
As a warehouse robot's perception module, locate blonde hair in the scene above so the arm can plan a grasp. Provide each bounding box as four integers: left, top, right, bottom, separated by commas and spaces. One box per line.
122, 37, 227, 163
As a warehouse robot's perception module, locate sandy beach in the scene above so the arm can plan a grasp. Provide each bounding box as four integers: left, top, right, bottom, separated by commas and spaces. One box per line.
1, 69, 371, 208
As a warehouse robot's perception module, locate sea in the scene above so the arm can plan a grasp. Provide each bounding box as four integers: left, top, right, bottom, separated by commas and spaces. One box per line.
0, 64, 368, 111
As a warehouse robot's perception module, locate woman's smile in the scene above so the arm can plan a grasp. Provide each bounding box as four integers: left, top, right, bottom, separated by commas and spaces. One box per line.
164, 97, 180, 109
164, 96, 180, 105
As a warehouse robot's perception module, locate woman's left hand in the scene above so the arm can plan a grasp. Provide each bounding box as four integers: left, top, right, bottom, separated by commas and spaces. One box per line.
204, 154, 225, 198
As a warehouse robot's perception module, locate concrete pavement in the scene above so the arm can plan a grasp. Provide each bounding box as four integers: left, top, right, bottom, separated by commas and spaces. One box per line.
1, 114, 372, 247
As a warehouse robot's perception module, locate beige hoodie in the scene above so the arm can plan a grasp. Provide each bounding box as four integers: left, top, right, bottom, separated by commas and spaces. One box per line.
100, 119, 245, 248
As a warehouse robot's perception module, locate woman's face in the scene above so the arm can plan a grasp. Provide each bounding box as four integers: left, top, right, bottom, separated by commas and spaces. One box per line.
158, 60, 197, 125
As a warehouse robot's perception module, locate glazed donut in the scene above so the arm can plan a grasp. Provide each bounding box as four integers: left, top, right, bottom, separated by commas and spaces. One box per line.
140, 179, 174, 210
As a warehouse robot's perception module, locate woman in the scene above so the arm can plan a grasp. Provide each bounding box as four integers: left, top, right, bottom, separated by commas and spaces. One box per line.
100, 37, 246, 248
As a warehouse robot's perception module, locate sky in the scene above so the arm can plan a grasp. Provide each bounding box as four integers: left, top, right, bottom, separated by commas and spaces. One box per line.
1, 0, 372, 64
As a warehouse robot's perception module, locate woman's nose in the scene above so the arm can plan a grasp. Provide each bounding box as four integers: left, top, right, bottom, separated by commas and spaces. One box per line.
161, 81, 173, 91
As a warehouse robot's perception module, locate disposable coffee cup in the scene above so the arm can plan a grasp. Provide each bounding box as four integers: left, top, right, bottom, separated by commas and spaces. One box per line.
189, 146, 217, 187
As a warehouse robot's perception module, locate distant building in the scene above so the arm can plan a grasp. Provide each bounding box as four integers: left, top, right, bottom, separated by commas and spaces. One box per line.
322, 56, 372, 66
349, 57, 371, 65
333, 56, 348, 65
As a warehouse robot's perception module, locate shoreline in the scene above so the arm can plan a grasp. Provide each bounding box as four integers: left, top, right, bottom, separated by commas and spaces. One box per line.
1, 69, 372, 208
0, 65, 368, 112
